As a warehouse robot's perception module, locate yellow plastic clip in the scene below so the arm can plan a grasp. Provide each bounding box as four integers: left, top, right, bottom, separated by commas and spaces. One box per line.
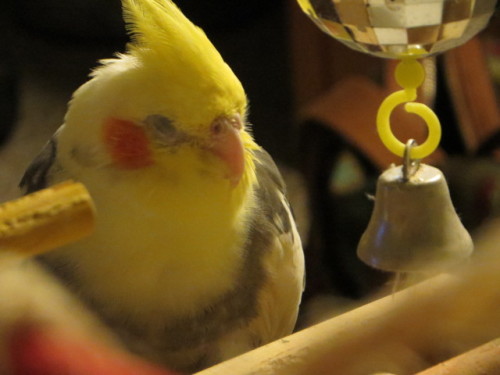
377, 58, 441, 159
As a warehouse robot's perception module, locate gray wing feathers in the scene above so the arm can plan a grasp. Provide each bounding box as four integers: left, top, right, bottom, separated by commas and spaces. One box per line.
253, 147, 304, 289
253, 148, 294, 236
248, 148, 305, 341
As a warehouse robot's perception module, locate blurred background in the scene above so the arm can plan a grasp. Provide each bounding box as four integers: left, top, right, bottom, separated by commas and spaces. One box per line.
0, 0, 499, 322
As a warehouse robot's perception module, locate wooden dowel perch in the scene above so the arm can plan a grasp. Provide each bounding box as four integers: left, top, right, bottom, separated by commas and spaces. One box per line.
0, 181, 95, 256
415, 338, 500, 375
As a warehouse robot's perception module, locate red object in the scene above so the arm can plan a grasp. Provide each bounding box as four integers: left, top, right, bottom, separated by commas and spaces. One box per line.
103, 118, 154, 169
9, 325, 178, 375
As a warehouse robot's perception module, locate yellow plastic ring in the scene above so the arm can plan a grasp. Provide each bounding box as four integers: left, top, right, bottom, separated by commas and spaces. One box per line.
377, 92, 441, 160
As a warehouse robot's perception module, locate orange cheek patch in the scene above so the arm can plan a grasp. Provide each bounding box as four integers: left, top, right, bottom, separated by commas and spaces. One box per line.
103, 118, 154, 169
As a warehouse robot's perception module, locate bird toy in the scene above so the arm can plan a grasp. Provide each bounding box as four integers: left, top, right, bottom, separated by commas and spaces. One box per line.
297, 0, 498, 273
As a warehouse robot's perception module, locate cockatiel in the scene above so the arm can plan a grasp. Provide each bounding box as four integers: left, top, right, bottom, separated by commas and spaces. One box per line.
19, 0, 304, 372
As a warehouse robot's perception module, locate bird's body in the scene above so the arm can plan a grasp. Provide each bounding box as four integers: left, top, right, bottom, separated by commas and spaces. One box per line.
20, 0, 304, 372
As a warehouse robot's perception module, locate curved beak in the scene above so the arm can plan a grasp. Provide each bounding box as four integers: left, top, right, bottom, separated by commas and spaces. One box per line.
207, 116, 245, 187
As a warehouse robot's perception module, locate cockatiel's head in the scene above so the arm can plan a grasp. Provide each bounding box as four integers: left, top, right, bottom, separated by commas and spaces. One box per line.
58, 0, 258, 199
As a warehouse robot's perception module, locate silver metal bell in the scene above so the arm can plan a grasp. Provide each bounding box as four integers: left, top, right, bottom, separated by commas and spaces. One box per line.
357, 163, 473, 272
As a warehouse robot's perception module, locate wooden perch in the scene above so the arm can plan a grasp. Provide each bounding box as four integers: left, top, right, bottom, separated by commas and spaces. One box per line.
415, 338, 500, 375
0, 181, 95, 256
195, 222, 500, 375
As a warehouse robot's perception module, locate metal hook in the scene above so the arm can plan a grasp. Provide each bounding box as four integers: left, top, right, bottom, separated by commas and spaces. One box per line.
402, 139, 420, 181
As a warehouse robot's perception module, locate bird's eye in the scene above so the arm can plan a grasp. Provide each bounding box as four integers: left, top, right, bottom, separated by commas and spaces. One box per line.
145, 114, 184, 146
210, 115, 242, 136
211, 121, 223, 135
228, 115, 243, 130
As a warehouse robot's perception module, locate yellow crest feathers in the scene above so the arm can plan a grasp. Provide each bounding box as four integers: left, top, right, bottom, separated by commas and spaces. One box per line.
123, 0, 208, 58
122, 0, 227, 82
119, 0, 247, 127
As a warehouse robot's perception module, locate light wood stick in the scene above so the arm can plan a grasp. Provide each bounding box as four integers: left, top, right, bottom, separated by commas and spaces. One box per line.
415, 338, 500, 375
0, 181, 95, 256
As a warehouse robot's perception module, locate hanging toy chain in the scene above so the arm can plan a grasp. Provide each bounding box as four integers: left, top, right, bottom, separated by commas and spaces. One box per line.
377, 58, 442, 161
